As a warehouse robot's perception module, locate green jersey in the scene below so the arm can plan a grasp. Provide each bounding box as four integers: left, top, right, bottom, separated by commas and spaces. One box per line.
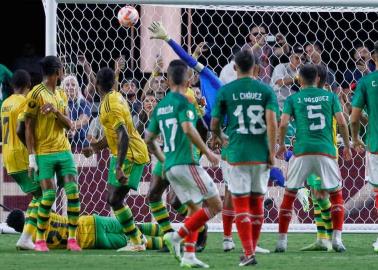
148, 91, 200, 171
212, 77, 278, 164
283, 87, 342, 158
352, 71, 378, 153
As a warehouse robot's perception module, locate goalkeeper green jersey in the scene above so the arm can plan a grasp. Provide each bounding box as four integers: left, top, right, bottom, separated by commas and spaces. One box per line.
212, 77, 278, 164
282, 86, 342, 158
148, 91, 200, 171
352, 71, 378, 153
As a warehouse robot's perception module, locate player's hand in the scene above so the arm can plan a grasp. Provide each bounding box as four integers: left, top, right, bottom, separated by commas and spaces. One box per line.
82, 147, 94, 158
276, 144, 287, 160
205, 149, 220, 167
352, 138, 365, 153
77, 55, 89, 66
115, 55, 126, 73
343, 146, 352, 161
209, 133, 222, 150
28, 154, 38, 177
116, 166, 128, 185
41, 103, 57, 114
148, 21, 170, 41
193, 42, 208, 58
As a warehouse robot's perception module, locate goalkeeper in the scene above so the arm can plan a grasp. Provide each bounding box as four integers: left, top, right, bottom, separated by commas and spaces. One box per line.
6, 210, 165, 250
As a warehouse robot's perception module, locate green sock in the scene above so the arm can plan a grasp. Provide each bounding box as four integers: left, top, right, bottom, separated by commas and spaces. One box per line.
145, 235, 164, 250
64, 182, 80, 239
139, 222, 164, 237
149, 200, 174, 234
176, 203, 188, 216
114, 206, 141, 244
23, 197, 39, 236
312, 196, 327, 240
37, 190, 56, 241
317, 197, 333, 239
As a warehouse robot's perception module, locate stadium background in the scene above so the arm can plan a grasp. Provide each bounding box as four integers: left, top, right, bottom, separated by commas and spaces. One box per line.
0, 0, 376, 227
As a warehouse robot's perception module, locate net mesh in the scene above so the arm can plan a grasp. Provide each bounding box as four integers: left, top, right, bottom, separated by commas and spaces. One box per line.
2, 2, 377, 231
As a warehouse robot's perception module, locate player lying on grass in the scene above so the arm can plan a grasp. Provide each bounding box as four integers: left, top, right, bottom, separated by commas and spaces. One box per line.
145, 59, 222, 268
6, 209, 166, 250
275, 64, 352, 253
0, 70, 42, 251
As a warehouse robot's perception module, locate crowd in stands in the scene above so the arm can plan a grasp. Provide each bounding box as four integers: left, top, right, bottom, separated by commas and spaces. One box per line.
0, 25, 375, 149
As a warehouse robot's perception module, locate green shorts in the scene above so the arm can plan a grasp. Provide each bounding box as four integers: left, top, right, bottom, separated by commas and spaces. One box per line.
94, 215, 127, 249
306, 174, 322, 190
35, 151, 77, 182
10, 170, 41, 194
108, 156, 146, 190
152, 160, 164, 178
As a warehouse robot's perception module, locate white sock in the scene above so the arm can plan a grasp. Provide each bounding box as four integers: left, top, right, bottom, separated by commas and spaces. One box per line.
279, 233, 287, 241
172, 231, 182, 242
332, 230, 342, 242
183, 252, 195, 260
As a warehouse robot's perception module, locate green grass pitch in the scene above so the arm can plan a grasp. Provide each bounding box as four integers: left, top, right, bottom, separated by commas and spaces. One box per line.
1, 233, 377, 269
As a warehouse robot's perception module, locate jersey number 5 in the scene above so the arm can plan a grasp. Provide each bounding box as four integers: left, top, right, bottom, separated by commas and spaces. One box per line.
307, 105, 325, 131
159, 118, 178, 152
233, 105, 266, 135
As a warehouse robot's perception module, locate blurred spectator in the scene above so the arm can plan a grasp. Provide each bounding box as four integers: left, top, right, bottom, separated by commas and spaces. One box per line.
242, 25, 272, 83
343, 45, 375, 88
120, 78, 142, 122
62, 75, 91, 148
269, 33, 291, 67
304, 42, 338, 91
142, 55, 168, 101
12, 43, 43, 86
270, 45, 305, 110
136, 92, 157, 137
0, 64, 13, 110
220, 46, 241, 84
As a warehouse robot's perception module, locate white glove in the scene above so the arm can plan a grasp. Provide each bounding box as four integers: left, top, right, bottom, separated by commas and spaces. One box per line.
148, 21, 170, 41
28, 154, 38, 173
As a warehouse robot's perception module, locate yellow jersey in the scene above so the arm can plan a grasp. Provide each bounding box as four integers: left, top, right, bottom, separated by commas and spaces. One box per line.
185, 87, 204, 117
99, 90, 149, 164
38, 213, 95, 249
1, 94, 29, 173
24, 83, 71, 154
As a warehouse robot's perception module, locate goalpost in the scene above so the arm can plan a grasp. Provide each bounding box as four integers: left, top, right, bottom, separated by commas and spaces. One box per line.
38, 0, 378, 232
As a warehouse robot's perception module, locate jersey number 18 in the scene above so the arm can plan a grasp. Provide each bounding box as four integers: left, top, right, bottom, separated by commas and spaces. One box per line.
233, 105, 266, 135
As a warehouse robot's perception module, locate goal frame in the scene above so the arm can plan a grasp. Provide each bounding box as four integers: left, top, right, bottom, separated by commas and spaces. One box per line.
42, 0, 378, 233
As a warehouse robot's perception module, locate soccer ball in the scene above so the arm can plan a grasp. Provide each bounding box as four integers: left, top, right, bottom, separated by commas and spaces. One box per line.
117, 6, 139, 28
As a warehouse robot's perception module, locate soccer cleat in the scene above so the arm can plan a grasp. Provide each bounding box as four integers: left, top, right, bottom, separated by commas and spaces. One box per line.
34, 240, 49, 252
180, 256, 210, 268
275, 240, 287, 253
300, 239, 332, 251
332, 240, 346, 253
67, 238, 82, 251
196, 224, 208, 253
117, 241, 146, 252
239, 255, 257, 267
255, 245, 270, 254
223, 238, 235, 252
372, 239, 378, 252
16, 238, 35, 251
297, 187, 310, 212
164, 232, 182, 262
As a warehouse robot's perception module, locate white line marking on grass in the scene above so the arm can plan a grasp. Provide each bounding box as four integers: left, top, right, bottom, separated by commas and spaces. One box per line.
18, 253, 163, 257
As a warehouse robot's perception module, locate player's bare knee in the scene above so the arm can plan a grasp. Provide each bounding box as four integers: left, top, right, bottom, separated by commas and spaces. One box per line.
207, 196, 222, 214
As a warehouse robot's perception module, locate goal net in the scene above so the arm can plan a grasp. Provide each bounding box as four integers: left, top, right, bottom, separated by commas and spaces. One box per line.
1, 0, 377, 232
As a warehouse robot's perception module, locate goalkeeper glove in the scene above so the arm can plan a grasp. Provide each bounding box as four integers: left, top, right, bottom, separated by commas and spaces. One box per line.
148, 21, 170, 41
269, 167, 285, 187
